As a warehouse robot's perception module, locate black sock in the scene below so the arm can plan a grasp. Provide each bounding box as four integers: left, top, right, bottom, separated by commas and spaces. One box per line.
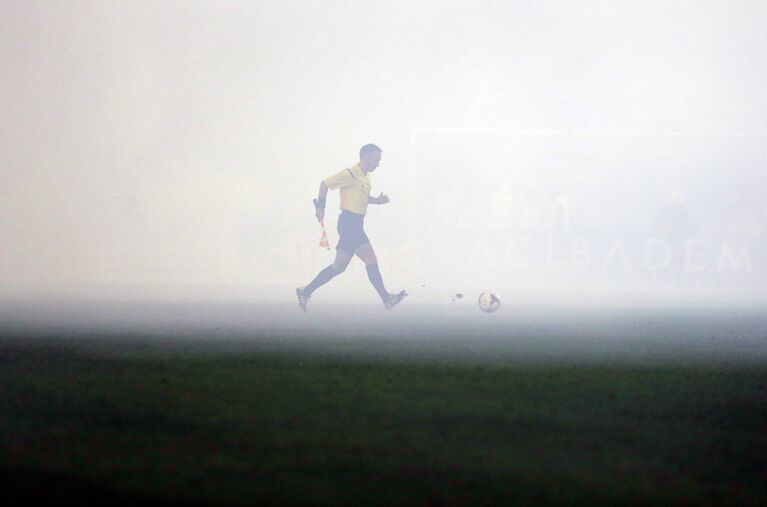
305, 265, 338, 295
366, 264, 389, 302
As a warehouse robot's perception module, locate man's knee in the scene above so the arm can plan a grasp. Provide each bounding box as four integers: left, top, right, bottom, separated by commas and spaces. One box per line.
361, 251, 378, 266
356, 245, 377, 266
333, 252, 352, 273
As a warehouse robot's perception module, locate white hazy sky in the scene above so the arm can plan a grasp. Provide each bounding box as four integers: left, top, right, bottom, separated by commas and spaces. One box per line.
1, 0, 766, 304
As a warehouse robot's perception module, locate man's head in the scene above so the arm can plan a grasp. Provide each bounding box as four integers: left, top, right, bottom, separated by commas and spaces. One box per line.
359, 144, 382, 173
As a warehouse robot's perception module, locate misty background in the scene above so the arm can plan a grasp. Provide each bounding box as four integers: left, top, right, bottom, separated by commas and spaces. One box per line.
2, 0, 766, 307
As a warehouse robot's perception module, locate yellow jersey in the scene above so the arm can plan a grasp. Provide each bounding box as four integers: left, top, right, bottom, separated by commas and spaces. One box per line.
323, 164, 372, 215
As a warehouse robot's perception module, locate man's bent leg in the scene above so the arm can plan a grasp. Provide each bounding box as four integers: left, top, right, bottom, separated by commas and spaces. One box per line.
297, 249, 353, 312
303, 266, 337, 295
305, 249, 353, 295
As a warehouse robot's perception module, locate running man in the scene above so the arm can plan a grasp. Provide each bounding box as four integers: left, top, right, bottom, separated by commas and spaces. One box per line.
296, 144, 407, 312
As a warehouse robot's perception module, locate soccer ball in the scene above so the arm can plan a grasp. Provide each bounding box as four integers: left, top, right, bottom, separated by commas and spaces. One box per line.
478, 291, 501, 313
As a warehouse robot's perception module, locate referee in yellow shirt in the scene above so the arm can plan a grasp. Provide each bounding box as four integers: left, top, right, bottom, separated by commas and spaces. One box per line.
296, 144, 407, 312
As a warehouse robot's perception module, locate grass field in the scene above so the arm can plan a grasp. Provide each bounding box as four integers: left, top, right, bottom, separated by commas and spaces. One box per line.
1, 301, 766, 506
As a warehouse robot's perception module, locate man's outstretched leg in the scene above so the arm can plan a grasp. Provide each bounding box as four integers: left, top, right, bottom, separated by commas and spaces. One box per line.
367, 264, 407, 309
296, 249, 352, 312
356, 243, 407, 310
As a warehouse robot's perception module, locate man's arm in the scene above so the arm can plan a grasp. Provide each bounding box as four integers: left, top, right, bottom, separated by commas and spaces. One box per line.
314, 181, 329, 222
369, 192, 389, 205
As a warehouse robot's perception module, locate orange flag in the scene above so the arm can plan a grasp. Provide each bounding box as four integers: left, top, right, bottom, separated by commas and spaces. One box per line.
319, 220, 330, 250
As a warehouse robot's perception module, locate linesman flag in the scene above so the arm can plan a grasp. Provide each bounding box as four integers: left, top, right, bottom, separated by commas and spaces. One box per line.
318, 220, 330, 250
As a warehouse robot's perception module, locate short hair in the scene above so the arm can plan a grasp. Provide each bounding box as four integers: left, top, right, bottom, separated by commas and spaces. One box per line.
359, 144, 382, 158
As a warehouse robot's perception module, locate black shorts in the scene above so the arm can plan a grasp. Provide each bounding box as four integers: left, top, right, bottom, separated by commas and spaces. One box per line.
336, 210, 369, 254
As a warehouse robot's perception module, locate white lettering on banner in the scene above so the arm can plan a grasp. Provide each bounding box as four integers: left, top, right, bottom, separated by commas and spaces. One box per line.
504, 235, 532, 269
549, 197, 571, 229
571, 237, 591, 268
684, 239, 706, 273
645, 238, 673, 271
602, 240, 633, 272
717, 242, 753, 273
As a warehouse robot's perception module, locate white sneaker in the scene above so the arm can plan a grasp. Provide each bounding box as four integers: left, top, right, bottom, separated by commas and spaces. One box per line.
385, 290, 407, 310
296, 287, 310, 313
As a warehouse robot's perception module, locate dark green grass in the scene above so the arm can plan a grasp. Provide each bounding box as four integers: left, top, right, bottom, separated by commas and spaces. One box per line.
1, 335, 766, 506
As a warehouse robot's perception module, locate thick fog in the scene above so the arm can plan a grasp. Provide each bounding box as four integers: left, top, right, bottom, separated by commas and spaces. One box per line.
2, 1, 766, 306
